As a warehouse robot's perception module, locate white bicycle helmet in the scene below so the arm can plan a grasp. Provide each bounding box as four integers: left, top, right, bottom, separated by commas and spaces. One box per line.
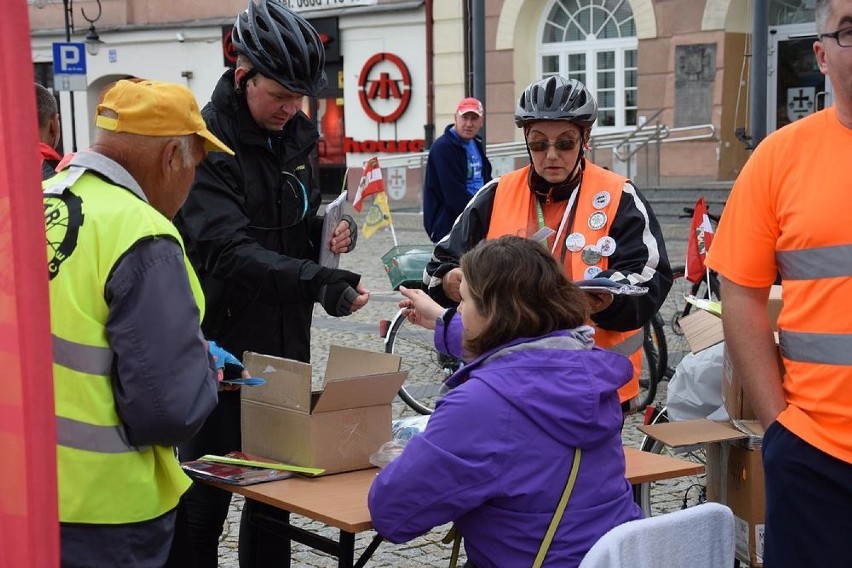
514, 76, 597, 129
232, 0, 328, 97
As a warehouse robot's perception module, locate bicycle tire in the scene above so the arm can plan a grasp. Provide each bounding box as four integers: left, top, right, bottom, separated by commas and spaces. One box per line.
663, 265, 721, 378
384, 310, 460, 415
633, 407, 707, 517
637, 313, 667, 412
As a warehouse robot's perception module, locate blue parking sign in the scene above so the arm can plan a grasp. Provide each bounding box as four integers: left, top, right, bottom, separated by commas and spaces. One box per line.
53, 43, 87, 74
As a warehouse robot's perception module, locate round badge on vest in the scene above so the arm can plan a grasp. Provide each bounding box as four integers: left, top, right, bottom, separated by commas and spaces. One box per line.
565, 232, 586, 252
588, 211, 607, 231
592, 191, 611, 209
581, 245, 603, 266
583, 266, 603, 279
597, 236, 617, 257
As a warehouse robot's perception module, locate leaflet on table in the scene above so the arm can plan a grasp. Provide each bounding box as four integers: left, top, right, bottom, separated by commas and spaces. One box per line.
319, 190, 348, 269
575, 277, 650, 296
181, 451, 295, 486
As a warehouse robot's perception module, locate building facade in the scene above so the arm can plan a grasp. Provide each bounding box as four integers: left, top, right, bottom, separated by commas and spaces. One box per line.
29, 0, 827, 205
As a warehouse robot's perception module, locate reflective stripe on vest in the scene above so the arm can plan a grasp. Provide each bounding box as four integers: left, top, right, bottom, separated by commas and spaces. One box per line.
46, 167, 202, 524
56, 416, 149, 453
486, 164, 642, 403
777, 245, 852, 365
607, 327, 645, 358
777, 244, 852, 280
781, 331, 852, 365
52, 334, 113, 376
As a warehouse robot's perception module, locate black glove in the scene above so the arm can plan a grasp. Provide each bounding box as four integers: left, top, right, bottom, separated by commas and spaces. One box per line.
342, 214, 358, 252
316, 267, 361, 317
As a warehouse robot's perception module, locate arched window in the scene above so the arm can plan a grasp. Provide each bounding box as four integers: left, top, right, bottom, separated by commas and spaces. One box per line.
538, 0, 638, 131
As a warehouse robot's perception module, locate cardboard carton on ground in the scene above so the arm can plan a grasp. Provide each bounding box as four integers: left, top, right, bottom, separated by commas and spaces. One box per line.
640, 419, 764, 567
706, 442, 765, 567
241, 346, 407, 475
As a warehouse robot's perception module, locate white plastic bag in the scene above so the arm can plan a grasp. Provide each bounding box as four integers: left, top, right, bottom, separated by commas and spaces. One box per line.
666, 342, 729, 422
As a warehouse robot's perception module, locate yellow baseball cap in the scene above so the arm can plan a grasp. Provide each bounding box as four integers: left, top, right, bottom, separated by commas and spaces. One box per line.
96, 79, 234, 155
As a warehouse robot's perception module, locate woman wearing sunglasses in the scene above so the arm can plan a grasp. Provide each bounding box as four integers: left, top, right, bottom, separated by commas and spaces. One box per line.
425, 76, 672, 413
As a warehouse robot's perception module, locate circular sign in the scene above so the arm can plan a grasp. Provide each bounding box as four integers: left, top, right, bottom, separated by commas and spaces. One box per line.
358, 52, 412, 124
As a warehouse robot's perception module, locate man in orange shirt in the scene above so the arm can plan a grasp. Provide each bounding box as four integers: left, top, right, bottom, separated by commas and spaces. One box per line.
706, 1, 852, 565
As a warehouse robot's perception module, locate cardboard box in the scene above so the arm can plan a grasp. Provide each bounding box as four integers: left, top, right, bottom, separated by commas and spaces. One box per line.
706, 443, 765, 567
678, 284, 783, 356
679, 309, 724, 353
722, 342, 785, 421
678, 285, 783, 420
641, 419, 765, 567
241, 346, 407, 475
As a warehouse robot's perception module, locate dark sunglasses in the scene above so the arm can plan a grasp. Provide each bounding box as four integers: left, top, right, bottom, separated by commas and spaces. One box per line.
527, 138, 580, 153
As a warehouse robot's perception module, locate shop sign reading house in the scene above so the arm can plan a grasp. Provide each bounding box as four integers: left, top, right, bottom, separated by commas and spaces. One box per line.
345, 52, 425, 153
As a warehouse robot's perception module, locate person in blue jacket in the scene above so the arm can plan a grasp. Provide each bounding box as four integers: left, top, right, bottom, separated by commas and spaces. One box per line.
368, 236, 641, 567
422, 97, 492, 243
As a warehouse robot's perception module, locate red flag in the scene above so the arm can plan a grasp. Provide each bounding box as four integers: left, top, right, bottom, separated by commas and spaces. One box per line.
685, 197, 715, 284
352, 156, 385, 212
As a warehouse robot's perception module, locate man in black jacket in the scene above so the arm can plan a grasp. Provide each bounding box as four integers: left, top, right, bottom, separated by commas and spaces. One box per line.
173, 1, 368, 566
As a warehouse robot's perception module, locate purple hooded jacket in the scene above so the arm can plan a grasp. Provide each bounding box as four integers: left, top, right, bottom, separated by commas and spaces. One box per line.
368, 314, 642, 567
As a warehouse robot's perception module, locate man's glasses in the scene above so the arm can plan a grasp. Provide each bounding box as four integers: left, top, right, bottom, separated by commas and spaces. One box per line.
527, 138, 581, 153
819, 26, 852, 47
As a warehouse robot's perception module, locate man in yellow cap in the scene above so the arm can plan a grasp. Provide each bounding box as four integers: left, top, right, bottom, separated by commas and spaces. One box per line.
43, 79, 233, 567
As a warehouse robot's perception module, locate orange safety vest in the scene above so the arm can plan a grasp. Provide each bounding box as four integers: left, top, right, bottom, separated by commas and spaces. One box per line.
486, 164, 642, 405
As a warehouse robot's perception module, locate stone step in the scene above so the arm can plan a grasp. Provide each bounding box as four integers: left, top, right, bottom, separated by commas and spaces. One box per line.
641, 185, 730, 227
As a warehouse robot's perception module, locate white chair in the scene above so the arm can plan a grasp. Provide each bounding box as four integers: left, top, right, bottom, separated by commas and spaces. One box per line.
578, 503, 735, 568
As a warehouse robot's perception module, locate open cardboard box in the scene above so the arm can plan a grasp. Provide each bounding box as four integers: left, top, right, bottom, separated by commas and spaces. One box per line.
241, 345, 407, 475
639, 419, 765, 566
677, 285, 783, 420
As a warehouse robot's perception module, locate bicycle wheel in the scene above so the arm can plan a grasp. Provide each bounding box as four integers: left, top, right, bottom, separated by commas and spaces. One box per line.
663, 265, 721, 378
633, 407, 707, 517
637, 314, 667, 412
384, 310, 461, 415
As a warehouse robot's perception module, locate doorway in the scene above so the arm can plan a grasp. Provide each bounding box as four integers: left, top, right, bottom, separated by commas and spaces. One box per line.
767, 23, 832, 133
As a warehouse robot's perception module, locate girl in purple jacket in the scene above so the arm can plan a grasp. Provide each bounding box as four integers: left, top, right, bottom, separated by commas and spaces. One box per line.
368, 236, 641, 567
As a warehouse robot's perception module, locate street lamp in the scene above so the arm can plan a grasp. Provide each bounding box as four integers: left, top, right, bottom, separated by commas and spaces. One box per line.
56, 0, 103, 151
81, 0, 104, 56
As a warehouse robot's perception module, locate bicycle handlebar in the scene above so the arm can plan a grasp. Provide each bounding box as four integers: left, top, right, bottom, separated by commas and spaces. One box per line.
678, 207, 721, 224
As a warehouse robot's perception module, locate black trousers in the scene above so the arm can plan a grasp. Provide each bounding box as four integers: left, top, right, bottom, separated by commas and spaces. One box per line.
762, 421, 852, 567
177, 390, 291, 568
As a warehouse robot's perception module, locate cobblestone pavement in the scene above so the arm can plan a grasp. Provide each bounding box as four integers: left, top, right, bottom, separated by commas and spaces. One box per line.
216, 211, 691, 567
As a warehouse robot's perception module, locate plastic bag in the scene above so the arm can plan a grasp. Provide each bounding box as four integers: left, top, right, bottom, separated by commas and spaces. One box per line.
369, 440, 407, 469
392, 415, 430, 442
369, 416, 432, 469
666, 342, 729, 422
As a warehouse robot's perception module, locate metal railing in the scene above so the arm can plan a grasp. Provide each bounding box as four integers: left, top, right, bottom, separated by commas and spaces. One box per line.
377, 114, 717, 188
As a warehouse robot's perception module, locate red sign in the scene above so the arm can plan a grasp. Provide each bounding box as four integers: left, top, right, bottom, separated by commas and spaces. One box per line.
222, 26, 238, 68
358, 52, 412, 123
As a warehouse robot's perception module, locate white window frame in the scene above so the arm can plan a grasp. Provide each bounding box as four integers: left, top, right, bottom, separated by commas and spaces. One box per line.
537, 1, 638, 134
